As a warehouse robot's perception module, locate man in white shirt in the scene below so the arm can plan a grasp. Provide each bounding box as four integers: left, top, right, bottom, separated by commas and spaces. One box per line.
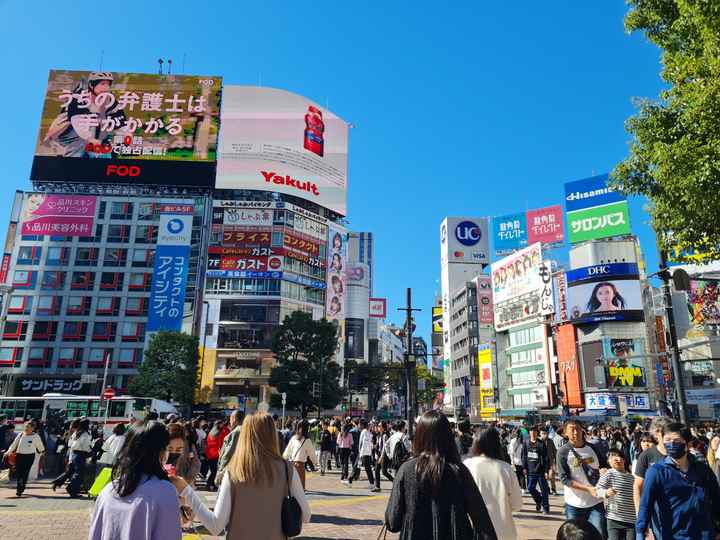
8, 421, 45, 496
556, 419, 608, 538
354, 419, 376, 490
385, 420, 411, 463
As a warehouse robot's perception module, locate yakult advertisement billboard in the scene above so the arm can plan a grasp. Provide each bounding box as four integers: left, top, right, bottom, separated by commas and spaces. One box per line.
217, 86, 349, 216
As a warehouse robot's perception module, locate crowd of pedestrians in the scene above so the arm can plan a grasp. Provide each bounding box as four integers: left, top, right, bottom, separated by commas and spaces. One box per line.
1, 410, 720, 539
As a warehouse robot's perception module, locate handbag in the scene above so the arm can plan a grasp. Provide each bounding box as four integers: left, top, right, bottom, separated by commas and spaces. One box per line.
281, 461, 303, 537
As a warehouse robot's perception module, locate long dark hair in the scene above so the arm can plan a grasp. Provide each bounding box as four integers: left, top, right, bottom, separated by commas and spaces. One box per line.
112, 420, 170, 497
586, 282, 626, 312
413, 411, 461, 497
469, 427, 503, 460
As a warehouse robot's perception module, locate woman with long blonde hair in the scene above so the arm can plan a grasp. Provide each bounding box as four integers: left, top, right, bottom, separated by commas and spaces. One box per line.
708, 435, 720, 482
173, 413, 311, 539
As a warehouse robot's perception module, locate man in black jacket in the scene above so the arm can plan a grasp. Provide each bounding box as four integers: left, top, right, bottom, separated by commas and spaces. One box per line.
522, 425, 550, 514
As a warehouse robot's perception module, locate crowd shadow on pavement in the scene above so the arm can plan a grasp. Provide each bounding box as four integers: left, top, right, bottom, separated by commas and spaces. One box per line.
310, 513, 384, 526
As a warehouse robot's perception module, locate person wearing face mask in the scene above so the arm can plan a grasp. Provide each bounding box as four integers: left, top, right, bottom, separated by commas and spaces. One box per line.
164, 423, 199, 486
88, 420, 187, 540
636, 422, 720, 540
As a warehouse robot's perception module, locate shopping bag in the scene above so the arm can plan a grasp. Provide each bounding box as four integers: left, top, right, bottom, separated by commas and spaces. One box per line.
88, 467, 113, 498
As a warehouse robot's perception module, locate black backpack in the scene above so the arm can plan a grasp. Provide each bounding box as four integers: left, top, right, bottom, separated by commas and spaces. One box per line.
391, 438, 409, 470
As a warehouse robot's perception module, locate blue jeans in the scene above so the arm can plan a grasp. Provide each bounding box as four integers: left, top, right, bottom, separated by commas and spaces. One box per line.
565, 502, 607, 539
527, 473, 549, 511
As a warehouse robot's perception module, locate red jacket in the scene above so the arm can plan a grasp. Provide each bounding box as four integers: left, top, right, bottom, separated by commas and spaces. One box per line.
205, 427, 229, 460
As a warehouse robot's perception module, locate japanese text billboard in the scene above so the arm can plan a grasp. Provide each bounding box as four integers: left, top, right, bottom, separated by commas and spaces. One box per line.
20, 194, 96, 237
214, 207, 273, 227
147, 203, 193, 331
526, 205, 564, 245
567, 201, 631, 243
326, 224, 347, 322
221, 228, 272, 246
492, 212, 527, 256
566, 263, 644, 323
603, 338, 646, 388
217, 86, 349, 216
31, 70, 222, 187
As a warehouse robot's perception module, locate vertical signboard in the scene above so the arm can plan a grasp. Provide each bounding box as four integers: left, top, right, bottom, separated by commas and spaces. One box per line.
556, 324, 583, 408
326, 224, 347, 322
147, 203, 193, 331
474, 276, 494, 324
526, 205, 564, 246
492, 212, 527, 256
21, 194, 96, 236
369, 298, 387, 318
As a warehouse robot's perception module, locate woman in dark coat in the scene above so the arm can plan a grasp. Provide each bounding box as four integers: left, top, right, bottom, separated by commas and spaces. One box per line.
385, 411, 497, 540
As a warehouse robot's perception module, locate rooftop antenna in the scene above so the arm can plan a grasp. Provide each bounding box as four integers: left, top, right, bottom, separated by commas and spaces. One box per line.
158, 58, 164, 75
168, 59, 173, 75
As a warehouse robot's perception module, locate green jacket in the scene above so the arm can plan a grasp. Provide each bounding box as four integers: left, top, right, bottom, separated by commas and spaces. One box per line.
216, 426, 241, 483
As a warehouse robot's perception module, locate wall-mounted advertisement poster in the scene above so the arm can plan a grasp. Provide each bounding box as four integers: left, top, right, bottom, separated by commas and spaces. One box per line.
603, 338, 646, 388
325, 225, 347, 322
526, 205, 564, 246
21, 194, 96, 237
566, 263, 644, 323
31, 70, 222, 187
492, 212, 527, 256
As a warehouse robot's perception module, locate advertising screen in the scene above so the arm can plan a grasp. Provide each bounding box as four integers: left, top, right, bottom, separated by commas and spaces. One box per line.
526, 205, 564, 245
31, 70, 221, 187
326, 225, 347, 323
478, 349, 493, 390
603, 338, 646, 388
440, 217, 490, 265
491, 243, 543, 304
567, 279, 643, 323
217, 86, 349, 216
432, 306, 443, 332
492, 212, 527, 256
21, 194, 96, 237
688, 280, 720, 326
344, 318, 365, 359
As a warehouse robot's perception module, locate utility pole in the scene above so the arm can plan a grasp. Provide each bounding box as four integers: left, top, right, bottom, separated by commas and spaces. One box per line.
658, 249, 688, 424
398, 288, 421, 437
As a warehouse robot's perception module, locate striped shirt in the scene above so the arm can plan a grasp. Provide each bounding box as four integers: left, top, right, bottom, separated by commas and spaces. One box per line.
596, 468, 636, 524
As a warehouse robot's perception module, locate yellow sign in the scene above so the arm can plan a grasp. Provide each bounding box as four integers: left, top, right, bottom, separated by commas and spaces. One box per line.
432, 306, 443, 333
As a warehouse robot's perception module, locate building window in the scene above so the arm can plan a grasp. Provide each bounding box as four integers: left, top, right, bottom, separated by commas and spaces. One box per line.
71, 271, 95, 290
0, 347, 22, 367
118, 348, 142, 368
97, 201, 106, 220
129, 272, 152, 291
13, 270, 37, 289
58, 348, 83, 368
88, 348, 112, 368
121, 322, 145, 342
66, 296, 91, 316
3, 321, 28, 340
125, 297, 147, 316
46, 246, 70, 266
32, 321, 58, 341
27, 347, 52, 368
41, 270, 66, 291
100, 272, 124, 291
62, 321, 87, 342
132, 248, 154, 267
36, 296, 62, 316
17, 246, 42, 265
7, 295, 32, 315
135, 225, 158, 244
75, 247, 99, 266
107, 224, 130, 243
103, 248, 127, 267
92, 322, 116, 342
138, 203, 157, 221
96, 297, 120, 316
110, 202, 133, 220
78, 224, 103, 243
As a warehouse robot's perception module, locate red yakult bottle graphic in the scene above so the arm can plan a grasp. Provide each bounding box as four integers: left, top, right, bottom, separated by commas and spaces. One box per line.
304, 105, 324, 157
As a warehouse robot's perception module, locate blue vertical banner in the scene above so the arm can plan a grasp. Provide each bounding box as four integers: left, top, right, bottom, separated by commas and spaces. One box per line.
147, 203, 194, 332
492, 212, 528, 256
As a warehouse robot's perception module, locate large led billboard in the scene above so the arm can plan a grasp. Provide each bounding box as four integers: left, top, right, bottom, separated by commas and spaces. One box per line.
31, 70, 222, 187
217, 86, 349, 216
566, 263, 644, 323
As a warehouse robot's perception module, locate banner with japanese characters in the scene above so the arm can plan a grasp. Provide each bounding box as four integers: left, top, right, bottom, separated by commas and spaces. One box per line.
32, 70, 222, 187
492, 212, 528, 256
147, 203, 194, 332
217, 86, 349, 216
20, 194, 96, 237
526, 205, 564, 246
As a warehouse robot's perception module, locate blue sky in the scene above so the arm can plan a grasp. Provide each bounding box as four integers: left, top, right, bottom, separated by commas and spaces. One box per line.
1, 1, 663, 347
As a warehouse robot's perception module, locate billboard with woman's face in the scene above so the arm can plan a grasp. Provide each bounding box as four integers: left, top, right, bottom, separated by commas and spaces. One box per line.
566, 263, 644, 323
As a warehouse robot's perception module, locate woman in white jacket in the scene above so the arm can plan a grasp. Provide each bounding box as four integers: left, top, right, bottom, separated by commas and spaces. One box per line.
282, 419, 318, 490
465, 427, 523, 540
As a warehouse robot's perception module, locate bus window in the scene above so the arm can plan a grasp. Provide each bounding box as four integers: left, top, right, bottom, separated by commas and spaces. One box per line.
109, 400, 127, 418
26, 400, 44, 420
0, 400, 25, 419
66, 400, 101, 418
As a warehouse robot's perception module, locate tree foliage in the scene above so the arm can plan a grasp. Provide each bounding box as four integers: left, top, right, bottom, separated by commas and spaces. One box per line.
415, 363, 444, 408
268, 311, 343, 416
128, 331, 198, 406
612, 0, 720, 260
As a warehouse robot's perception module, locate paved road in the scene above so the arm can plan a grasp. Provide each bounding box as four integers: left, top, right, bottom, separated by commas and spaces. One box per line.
0, 469, 566, 539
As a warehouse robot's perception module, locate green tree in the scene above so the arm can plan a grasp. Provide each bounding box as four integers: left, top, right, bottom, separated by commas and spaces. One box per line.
415, 363, 444, 409
128, 331, 198, 406
612, 0, 720, 260
268, 311, 343, 417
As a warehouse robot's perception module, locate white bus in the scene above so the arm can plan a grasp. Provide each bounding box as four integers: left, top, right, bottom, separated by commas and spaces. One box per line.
0, 394, 178, 431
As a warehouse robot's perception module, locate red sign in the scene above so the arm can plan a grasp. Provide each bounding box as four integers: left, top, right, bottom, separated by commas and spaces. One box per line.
526, 205, 564, 245
283, 248, 325, 268
102, 387, 115, 400
208, 246, 279, 257
556, 324, 582, 408
369, 298, 387, 318
283, 231, 320, 256
222, 228, 272, 246
0, 253, 10, 284
208, 254, 283, 272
